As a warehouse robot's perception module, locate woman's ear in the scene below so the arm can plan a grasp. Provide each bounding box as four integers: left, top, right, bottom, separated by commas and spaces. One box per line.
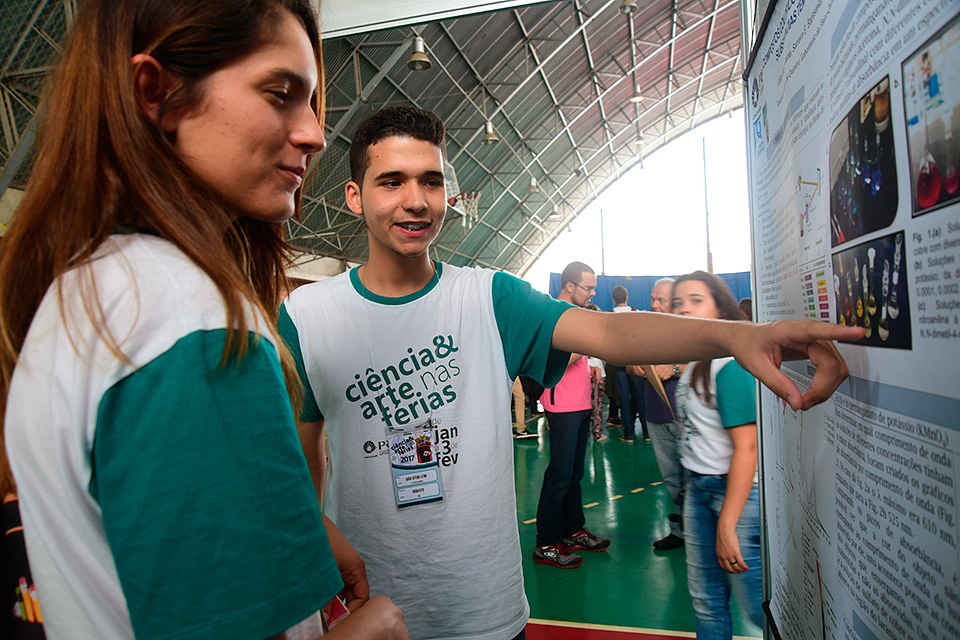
131, 53, 177, 133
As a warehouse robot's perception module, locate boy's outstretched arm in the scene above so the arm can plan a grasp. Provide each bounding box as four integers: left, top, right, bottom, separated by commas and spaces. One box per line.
551, 307, 865, 411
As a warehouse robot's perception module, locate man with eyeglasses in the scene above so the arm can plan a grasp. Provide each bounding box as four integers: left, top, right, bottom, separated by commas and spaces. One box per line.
533, 262, 611, 568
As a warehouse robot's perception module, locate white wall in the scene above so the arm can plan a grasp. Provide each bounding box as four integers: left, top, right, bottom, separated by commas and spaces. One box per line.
320, 0, 550, 37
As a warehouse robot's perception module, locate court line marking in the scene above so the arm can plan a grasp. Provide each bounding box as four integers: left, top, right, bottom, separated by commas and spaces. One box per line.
528, 618, 697, 637
521, 482, 665, 522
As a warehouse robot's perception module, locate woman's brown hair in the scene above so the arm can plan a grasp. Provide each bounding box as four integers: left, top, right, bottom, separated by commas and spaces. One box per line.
673, 271, 747, 407
0, 0, 324, 493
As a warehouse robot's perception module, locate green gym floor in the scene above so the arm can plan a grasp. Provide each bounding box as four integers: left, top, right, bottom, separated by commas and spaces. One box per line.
514, 412, 763, 640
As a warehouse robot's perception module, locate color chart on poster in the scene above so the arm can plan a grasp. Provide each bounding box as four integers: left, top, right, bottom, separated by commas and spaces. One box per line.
744, 0, 960, 638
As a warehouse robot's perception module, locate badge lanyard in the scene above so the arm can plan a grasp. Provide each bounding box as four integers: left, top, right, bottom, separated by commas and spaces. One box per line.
361, 262, 446, 509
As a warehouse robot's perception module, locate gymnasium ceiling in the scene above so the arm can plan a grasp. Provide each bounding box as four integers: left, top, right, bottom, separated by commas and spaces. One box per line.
0, 0, 746, 277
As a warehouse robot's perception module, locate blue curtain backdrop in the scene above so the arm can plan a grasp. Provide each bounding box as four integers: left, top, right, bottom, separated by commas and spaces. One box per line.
548, 272, 752, 311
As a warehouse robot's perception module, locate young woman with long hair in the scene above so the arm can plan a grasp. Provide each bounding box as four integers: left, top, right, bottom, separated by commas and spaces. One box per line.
0, 1, 406, 638
672, 271, 762, 639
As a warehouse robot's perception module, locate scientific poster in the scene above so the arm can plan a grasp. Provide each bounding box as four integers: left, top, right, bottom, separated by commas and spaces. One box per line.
744, 0, 960, 638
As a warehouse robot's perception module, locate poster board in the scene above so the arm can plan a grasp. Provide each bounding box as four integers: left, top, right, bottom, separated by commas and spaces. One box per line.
743, 0, 960, 638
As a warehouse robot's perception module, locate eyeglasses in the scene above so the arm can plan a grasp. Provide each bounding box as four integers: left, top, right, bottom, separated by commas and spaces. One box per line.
574, 283, 596, 293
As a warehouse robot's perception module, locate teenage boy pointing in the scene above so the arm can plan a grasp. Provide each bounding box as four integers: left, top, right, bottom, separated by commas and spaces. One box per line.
280, 107, 862, 640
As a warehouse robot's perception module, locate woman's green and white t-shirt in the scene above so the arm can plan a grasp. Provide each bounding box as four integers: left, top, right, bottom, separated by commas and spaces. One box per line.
280, 262, 571, 640
676, 357, 757, 476
6, 234, 342, 640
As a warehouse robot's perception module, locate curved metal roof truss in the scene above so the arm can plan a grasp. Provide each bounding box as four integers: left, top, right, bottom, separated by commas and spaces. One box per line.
0, 0, 743, 275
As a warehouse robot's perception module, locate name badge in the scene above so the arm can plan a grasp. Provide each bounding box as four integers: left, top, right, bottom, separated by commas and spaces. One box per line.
387, 419, 444, 509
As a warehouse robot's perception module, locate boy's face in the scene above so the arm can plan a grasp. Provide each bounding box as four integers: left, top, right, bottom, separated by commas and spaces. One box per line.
345, 135, 446, 262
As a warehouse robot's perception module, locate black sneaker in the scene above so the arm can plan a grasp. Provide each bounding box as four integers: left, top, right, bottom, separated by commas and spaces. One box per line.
653, 533, 684, 550
619, 435, 635, 443
513, 429, 538, 440
561, 528, 610, 552
533, 544, 583, 568
606, 419, 623, 427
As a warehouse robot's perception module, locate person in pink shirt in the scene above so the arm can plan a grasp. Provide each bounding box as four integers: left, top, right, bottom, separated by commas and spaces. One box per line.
533, 262, 611, 569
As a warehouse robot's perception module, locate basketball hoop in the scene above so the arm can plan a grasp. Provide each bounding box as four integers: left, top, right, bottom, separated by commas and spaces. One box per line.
449, 190, 481, 229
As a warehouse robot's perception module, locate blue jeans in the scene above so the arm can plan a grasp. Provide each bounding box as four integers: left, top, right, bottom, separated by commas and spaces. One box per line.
684, 472, 763, 640
613, 367, 647, 439
536, 409, 591, 546
648, 420, 684, 537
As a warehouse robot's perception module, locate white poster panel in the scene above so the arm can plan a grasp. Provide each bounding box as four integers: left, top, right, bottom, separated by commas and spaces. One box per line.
744, 0, 960, 638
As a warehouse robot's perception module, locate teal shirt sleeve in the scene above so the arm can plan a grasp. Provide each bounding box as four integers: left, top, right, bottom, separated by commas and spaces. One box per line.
279, 301, 323, 422
491, 271, 572, 387
715, 360, 758, 428
91, 330, 342, 640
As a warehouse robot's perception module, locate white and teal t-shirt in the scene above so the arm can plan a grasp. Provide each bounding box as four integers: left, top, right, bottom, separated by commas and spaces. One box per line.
676, 357, 757, 476
280, 262, 570, 640
6, 233, 342, 640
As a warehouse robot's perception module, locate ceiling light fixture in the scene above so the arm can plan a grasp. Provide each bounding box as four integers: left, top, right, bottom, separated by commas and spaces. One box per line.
619, 0, 638, 15
527, 176, 539, 193
625, 4, 645, 111
481, 120, 499, 145
548, 204, 561, 219
407, 36, 431, 70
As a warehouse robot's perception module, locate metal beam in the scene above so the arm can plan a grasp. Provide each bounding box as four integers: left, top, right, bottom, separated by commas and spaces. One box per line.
518, 1, 738, 185
690, 0, 721, 123
513, 68, 741, 275
0, 114, 36, 197
450, 0, 620, 152
462, 0, 614, 263
324, 39, 411, 144
1, 0, 52, 77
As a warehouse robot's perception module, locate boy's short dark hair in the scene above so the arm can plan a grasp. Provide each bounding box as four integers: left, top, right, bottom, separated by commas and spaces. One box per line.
612, 285, 628, 305
349, 106, 446, 185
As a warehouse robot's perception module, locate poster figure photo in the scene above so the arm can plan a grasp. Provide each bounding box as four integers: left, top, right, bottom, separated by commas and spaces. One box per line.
831, 231, 911, 350
829, 76, 899, 246
903, 14, 960, 217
